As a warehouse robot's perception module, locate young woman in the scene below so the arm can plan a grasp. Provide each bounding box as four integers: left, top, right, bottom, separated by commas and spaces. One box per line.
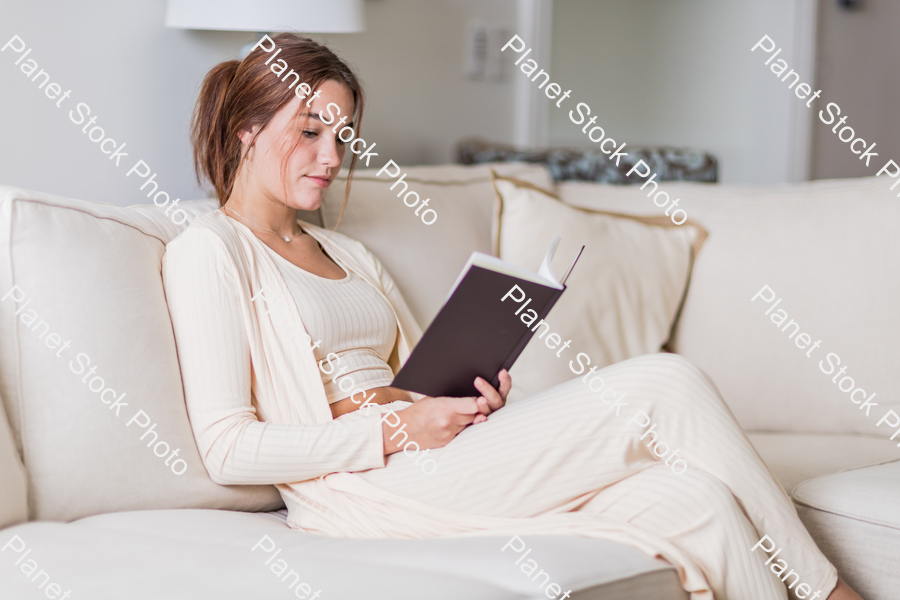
162, 33, 863, 600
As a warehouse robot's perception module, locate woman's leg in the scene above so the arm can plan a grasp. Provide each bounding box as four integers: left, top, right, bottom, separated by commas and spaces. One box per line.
360, 353, 838, 597
577, 464, 789, 600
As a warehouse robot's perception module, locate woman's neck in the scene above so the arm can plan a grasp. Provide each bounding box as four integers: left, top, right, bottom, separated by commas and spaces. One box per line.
223, 177, 300, 239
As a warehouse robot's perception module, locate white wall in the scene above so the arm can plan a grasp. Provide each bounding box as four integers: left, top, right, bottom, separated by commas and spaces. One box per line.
0, 0, 518, 207
546, 0, 813, 184
1, 0, 243, 206
305, 0, 518, 166
0, 0, 829, 203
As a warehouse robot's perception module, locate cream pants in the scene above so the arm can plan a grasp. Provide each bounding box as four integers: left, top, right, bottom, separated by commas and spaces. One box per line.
358, 353, 838, 600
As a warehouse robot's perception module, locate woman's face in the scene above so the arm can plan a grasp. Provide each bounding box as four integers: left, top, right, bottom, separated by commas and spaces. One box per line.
238, 79, 355, 212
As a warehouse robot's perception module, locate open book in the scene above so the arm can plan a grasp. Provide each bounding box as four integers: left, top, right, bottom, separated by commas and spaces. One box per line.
392, 236, 583, 398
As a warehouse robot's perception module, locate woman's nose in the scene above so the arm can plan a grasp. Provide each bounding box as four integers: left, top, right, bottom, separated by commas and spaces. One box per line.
319, 137, 343, 167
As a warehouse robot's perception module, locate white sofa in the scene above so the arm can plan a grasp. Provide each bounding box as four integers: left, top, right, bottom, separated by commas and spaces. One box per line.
0, 164, 897, 600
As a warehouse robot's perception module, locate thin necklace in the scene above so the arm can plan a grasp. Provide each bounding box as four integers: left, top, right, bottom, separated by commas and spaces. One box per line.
226, 206, 300, 243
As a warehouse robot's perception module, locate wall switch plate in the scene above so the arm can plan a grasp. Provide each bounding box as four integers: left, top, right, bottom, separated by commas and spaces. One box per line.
464, 22, 488, 79
465, 21, 511, 82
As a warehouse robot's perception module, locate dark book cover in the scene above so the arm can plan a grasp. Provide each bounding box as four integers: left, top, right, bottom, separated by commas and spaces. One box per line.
392, 239, 581, 398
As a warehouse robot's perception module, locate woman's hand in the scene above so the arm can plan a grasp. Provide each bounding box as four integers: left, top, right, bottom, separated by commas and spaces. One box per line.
471, 369, 511, 424
382, 370, 512, 455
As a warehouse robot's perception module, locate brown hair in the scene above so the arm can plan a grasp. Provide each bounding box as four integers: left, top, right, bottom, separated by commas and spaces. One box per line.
191, 32, 363, 228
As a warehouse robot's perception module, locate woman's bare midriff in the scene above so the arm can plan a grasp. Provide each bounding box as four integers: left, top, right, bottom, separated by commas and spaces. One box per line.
329, 385, 413, 419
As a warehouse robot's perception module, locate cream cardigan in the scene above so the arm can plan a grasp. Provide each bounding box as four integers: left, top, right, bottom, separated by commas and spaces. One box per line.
162, 209, 423, 487
162, 209, 718, 597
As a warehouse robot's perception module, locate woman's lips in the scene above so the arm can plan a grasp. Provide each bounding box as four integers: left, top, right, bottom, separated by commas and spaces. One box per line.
306, 175, 331, 188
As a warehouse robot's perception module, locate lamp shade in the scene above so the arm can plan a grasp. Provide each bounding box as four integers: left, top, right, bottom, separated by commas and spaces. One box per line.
165, 0, 365, 33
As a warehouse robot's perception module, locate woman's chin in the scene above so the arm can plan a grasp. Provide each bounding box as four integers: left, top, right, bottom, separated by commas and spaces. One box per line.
289, 190, 326, 213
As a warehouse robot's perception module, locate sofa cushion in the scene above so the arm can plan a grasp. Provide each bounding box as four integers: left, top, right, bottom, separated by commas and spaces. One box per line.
320, 163, 554, 327
491, 174, 705, 401
457, 139, 719, 184
558, 177, 900, 438
0, 389, 27, 530
0, 508, 687, 600
792, 460, 900, 600
0, 186, 283, 521
746, 432, 900, 493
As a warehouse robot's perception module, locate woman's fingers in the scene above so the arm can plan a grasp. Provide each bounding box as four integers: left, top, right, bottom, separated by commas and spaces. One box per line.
474, 376, 505, 411
449, 406, 479, 432
455, 399, 489, 426
442, 396, 484, 416
497, 369, 512, 403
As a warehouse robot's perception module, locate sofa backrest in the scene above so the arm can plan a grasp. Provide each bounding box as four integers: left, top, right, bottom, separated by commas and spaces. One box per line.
558, 176, 900, 437
0, 187, 284, 523
0, 387, 27, 529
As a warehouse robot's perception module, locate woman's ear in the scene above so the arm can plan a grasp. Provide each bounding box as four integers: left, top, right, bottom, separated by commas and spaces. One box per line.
237, 126, 258, 146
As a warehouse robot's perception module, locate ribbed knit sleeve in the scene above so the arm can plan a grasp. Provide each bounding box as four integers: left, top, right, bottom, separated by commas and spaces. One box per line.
162, 226, 386, 486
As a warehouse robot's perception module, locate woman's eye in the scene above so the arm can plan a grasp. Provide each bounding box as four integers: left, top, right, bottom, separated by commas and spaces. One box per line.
301, 130, 344, 146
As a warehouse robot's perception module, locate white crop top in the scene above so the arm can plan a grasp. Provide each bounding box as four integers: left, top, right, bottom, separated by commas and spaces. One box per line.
266, 241, 398, 404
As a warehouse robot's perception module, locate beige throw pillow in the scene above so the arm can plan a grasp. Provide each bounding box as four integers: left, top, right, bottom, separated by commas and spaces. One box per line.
491, 173, 706, 401
0, 187, 283, 521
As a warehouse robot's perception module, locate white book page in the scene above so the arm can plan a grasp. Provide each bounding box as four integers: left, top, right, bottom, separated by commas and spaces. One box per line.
537, 236, 563, 288
443, 237, 564, 304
